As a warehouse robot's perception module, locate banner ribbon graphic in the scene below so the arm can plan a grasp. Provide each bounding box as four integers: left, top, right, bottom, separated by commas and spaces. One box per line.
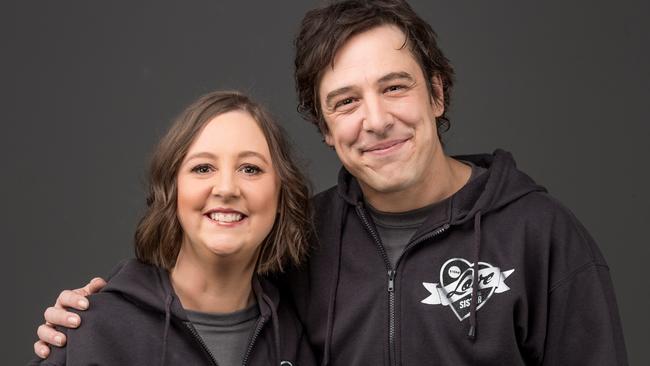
422, 267, 514, 306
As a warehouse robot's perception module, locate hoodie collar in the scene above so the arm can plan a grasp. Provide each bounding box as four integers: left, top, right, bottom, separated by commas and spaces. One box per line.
336, 149, 546, 225
103, 259, 281, 320
102, 259, 285, 365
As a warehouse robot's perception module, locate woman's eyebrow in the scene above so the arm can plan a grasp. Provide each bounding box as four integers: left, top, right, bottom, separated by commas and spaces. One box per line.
183, 150, 269, 164
184, 151, 217, 161
239, 151, 269, 164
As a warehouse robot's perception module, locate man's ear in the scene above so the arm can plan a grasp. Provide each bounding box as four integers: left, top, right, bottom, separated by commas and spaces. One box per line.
430, 74, 445, 117
324, 131, 334, 146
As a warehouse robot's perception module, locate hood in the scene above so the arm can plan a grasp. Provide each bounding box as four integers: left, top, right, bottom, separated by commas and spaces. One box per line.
102, 259, 186, 319
102, 259, 280, 320
101, 259, 283, 365
450, 149, 546, 224
335, 149, 546, 222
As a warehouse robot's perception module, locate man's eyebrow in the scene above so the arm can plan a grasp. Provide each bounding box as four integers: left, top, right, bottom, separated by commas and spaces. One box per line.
377, 71, 415, 84
325, 86, 354, 109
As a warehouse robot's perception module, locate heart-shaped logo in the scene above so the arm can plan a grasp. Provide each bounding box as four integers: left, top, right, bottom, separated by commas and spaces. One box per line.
421, 258, 514, 321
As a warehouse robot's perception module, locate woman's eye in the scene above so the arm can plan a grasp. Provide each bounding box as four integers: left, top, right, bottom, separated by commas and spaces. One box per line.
191, 164, 213, 174
240, 165, 262, 175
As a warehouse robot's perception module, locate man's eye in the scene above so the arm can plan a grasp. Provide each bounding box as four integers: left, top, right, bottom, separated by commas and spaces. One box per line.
386, 85, 404, 92
191, 164, 213, 174
240, 165, 262, 175
335, 97, 356, 109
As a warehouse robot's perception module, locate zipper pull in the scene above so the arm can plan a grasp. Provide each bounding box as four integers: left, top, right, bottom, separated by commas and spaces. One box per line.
387, 270, 396, 292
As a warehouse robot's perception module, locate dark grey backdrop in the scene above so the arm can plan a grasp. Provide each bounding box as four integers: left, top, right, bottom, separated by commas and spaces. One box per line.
3, 0, 648, 364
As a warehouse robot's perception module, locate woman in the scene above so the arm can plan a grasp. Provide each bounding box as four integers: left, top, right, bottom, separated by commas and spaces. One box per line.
31, 91, 315, 366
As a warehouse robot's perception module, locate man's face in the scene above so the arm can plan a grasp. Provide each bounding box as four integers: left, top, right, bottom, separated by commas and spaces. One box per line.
318, 25, 444, 202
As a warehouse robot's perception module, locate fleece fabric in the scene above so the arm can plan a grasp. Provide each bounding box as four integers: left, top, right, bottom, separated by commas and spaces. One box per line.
31, 259, 315, 366
286, 149, 627, 366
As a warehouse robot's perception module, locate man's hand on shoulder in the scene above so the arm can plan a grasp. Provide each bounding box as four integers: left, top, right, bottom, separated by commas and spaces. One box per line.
33, 277, 106, 359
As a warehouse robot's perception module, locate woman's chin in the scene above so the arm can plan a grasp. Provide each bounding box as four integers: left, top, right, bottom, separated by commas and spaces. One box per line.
203, 242, 257, 261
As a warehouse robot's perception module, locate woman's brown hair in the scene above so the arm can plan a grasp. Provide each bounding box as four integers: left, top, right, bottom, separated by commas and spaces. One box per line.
134, 91, 312, 274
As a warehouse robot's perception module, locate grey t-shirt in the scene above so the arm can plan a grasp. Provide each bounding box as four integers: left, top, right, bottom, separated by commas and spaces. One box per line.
368, 160, 487, 267
367, 199, 441, 266
185, 303, 260, 366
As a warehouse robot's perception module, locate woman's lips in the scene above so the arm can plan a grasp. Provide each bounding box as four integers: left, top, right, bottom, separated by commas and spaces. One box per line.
204, 209, 247, 227
204, 214, 248, 227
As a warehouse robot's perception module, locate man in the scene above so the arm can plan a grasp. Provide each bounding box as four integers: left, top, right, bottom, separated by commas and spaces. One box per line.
34, 0, 627, 364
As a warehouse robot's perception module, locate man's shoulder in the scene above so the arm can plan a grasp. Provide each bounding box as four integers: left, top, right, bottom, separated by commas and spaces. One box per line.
503, 191, 595, 244
504, 191, 608, 270
503, 190, 576, 223
311, 185, 339, 206
310, 185, 346, 220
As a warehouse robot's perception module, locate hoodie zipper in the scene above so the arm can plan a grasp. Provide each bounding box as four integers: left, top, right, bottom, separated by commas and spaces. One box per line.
185, 322, 220, 366
242, 315, 268, 366
185, 315, 268, 366
396, 223, 450, 268
356, 206, 396, 365
356, 204, 450, 366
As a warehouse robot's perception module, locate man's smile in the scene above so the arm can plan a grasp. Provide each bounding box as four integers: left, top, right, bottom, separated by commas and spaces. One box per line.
361, 137, 411, 157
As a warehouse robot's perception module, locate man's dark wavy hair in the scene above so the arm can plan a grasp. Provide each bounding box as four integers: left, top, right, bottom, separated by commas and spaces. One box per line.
295, 0, 455, 137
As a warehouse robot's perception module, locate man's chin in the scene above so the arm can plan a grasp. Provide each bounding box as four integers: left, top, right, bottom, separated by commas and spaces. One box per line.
358, 171, 414, 195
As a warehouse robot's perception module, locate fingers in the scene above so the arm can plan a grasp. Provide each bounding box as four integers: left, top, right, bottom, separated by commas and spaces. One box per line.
52, 277, 106, 312
34, 340, 50, 359
33, 278, 106, 359
37, 323, 66, 347
83, 277, 107, 295
44, 306, 80, 328
55, 290, 89, 311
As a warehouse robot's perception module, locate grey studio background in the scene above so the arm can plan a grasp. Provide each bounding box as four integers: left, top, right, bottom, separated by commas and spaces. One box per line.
3, 0, 648, 364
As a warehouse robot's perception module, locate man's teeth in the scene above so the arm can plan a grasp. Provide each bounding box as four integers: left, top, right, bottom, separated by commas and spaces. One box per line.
209, 212, 243, 222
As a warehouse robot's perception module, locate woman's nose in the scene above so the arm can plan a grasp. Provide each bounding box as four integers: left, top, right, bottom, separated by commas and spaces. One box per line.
210, 171, 240, 199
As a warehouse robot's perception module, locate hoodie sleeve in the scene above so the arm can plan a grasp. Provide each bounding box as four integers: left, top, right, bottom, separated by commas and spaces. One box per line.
26, 358, 62, 366
26, 359, 62, 366
538, 202, 628, 365
542, 262, 628, 365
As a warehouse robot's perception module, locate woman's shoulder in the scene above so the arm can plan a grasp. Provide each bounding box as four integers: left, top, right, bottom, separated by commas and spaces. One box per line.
66, 291, 144, 334
69, 258, 170, 334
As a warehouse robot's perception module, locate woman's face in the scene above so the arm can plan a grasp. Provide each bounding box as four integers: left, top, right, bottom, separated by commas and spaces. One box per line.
176, 110, 279, 264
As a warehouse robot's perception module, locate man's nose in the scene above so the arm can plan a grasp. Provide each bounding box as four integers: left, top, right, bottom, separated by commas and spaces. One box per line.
362, 94, 393, 136
211, 171, 240, 199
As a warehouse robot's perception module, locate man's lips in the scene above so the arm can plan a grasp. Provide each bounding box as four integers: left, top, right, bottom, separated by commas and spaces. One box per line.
361, 138, 410, 155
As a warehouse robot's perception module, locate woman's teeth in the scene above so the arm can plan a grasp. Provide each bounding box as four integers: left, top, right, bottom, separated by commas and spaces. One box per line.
209, 212, 243, 222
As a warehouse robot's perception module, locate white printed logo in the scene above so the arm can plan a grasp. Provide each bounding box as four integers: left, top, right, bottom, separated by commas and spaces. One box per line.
421, 258, 514, 321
